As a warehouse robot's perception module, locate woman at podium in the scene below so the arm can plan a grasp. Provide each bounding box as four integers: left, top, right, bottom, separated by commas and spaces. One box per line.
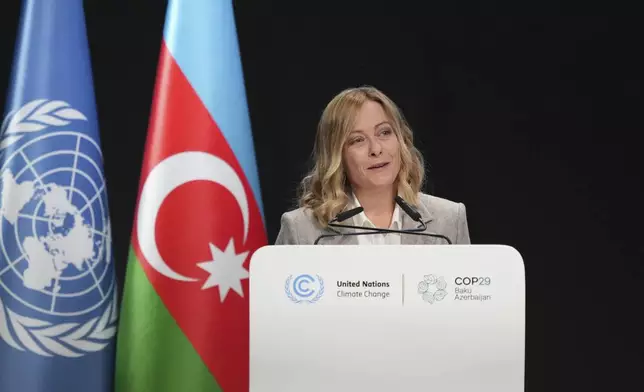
275, 86, 470, 246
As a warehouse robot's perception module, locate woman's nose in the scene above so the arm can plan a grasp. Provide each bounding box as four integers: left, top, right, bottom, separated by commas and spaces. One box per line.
369, 140, 383, 156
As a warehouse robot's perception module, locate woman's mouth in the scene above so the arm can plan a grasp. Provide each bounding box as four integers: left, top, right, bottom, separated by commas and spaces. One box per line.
368, 162, 390, 170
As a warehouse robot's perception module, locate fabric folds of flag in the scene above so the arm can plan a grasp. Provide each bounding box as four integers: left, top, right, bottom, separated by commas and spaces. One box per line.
0, 1, 118, 392
114, 0, 267, 391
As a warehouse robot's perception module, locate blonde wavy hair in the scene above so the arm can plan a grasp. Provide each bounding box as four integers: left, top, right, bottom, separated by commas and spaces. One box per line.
298, 86, 425, 227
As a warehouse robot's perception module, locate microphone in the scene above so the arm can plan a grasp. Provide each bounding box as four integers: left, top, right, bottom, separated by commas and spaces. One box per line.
330, 207, 364, 223
395, 195, 422, 222
329, 197, 427, 232
313, 197, 452, 245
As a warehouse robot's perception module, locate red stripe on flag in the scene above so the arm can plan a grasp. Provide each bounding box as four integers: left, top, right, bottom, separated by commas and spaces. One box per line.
131, 41, 266, 392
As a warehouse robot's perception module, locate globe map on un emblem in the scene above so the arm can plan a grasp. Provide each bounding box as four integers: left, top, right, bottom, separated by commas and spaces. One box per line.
0, 131, 114, 317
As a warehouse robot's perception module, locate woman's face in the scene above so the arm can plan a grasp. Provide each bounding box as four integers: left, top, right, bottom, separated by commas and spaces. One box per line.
342, 100, 401, 192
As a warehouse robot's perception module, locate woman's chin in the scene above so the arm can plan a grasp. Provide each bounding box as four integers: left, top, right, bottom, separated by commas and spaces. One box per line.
361, 177, 397, 190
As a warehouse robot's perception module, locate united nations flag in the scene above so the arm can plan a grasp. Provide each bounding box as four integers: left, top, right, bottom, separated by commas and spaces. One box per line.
0, 1, 117, 392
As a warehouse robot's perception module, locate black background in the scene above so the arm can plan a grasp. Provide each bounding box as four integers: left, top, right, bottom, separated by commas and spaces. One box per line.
1, 1, 642, 391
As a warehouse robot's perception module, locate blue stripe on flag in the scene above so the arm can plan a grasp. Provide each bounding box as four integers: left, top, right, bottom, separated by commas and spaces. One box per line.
163, 0, 265, 219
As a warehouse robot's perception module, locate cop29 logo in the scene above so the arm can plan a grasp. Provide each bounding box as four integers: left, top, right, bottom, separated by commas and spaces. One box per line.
285, 274, 325, 304
417, 274, 448, 304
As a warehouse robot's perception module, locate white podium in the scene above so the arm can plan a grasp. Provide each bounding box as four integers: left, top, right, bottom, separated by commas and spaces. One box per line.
249, 245, 525, 392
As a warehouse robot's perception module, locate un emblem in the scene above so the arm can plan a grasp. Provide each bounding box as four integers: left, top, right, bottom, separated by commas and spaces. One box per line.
285, 274, 324, 304
0, 99, 117, 357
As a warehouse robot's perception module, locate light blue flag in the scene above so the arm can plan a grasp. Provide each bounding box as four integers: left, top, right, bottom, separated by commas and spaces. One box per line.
0, 1, 117, 391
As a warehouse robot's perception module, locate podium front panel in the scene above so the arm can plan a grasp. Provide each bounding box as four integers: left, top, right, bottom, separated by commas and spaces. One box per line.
249, 245, 525, 392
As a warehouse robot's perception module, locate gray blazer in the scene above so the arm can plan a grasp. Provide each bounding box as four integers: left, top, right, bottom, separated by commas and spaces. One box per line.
274, 193, 471, 245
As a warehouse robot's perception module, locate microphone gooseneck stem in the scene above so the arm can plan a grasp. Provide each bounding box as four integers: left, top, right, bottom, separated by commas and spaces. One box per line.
316, 222, 452, 245
314, 229, 452, 245
314, 196, 452, 245
328, 220, 427, 233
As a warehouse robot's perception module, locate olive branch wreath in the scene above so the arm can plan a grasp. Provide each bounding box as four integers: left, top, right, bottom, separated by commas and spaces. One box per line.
284, 275, 325, 304
1, 98, 87, 150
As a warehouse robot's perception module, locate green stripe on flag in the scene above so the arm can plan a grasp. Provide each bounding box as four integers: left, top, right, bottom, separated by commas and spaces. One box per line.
115, 247, 221, 392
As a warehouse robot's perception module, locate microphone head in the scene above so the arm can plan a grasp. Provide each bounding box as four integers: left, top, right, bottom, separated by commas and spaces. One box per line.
395, 196, 422, 222
333, 207, 364, 222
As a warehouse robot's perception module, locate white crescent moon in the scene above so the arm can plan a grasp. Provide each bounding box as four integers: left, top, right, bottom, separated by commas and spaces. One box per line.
136, 151, 250, 282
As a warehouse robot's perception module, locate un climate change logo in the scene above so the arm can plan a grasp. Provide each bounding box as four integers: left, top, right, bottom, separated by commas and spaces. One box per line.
285, 274, 324, 304
418, 274, 448, 304
0, 99, 117, 358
